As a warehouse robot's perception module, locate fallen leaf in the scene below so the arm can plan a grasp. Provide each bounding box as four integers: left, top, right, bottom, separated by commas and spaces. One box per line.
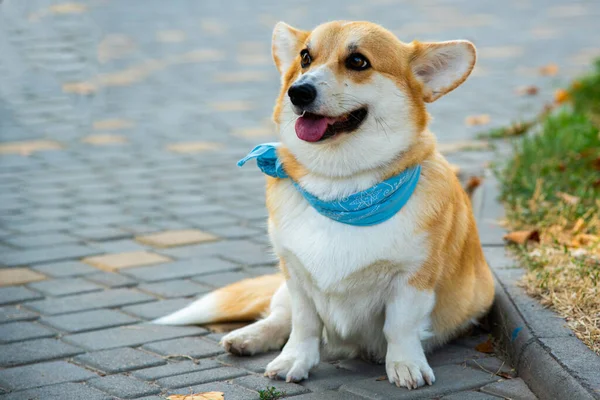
465, 176, 483, 196
554, 88, 570, 104
556, 192, 580, 205
167, 392, 224, 400
497, 371, 514, 379
62, 81, 96, 95
557, 162, 566, 172
475, 339, 495, 354
465, 114, 491, 126
515, 85, 539, 96
503, 230, 540, 245
376, 375, 387, 381
438, 140, 489, 154
572, 234, 599, 247
539, 63, 559, 76
49, 2, 87, 14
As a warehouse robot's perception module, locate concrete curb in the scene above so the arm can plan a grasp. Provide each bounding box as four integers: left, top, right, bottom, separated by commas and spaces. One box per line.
474, 172, 600, 400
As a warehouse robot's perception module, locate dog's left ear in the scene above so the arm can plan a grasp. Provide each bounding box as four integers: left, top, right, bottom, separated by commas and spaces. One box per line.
272, 22, 309, 75
410, 40, 476, 102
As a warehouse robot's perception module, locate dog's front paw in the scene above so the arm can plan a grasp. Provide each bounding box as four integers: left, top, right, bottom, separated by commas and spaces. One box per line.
221, 326, 285, 356
265, 347, 319, 382
386, 359, 435, 390
264, 353, 297, 380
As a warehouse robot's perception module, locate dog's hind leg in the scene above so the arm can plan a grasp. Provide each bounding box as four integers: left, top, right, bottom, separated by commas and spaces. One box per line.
221, 282, 291, 356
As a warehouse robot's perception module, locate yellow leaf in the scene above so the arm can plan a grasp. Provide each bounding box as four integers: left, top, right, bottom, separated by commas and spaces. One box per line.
554, 89, 570, 104
539, 63, 559, 76
167, 392, 224, 400
556, 191, 579, 205
49, 3, 87, 14
503, 230, 540, 245
465, 114, 491, 126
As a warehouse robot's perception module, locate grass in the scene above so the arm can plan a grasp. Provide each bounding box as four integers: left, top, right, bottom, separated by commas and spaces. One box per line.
497, 60, 600, 354
258, 386, 285, 400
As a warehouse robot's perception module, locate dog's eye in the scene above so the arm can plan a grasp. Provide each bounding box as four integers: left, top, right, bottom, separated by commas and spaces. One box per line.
300, 49, 312, 68
346, 53, 370, 71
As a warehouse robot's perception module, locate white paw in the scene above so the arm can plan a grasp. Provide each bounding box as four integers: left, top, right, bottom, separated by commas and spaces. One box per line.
264, 353, 296, 380
386, 359, 435, 390
220, 328, 285, 356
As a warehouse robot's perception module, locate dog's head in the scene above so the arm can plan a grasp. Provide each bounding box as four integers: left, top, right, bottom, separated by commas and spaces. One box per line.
271, 21, 476, 178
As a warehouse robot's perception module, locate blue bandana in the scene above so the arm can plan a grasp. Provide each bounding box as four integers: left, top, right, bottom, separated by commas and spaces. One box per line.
237, 143, 421, 226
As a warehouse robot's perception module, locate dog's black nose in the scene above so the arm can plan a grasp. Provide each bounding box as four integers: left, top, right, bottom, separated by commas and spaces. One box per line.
288, 83, 317, 107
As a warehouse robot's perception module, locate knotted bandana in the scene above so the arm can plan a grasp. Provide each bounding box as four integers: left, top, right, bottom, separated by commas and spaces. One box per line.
237, 143, 421, 226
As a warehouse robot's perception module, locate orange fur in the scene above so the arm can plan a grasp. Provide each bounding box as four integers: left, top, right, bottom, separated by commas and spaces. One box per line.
215, 274, 284, 322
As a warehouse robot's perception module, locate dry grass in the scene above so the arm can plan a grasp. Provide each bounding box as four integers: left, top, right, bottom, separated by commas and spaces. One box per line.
498, 60, 600, 354
507, 194, 600, 354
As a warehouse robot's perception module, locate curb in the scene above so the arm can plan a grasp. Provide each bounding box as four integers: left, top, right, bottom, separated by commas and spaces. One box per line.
474, 171, 600, 400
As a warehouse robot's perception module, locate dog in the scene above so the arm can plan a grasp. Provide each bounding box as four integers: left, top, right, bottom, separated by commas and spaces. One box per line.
155, 20, 495, 390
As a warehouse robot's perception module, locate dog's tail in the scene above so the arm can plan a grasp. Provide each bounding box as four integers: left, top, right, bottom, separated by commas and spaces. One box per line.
152, 273, 284, 325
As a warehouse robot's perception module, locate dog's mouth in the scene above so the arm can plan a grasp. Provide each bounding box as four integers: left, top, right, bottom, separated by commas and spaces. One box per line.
295, 107, 368, 142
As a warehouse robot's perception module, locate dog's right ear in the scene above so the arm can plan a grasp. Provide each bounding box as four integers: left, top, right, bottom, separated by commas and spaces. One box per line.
272, 22, 308, 75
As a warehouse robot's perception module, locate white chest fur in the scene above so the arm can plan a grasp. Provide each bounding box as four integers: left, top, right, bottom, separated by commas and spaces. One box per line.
269, 179, 428, 293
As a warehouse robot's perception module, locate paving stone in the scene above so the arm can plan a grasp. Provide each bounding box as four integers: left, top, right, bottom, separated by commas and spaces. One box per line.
192, 271, 253, 288
136, 229, 219, 248
63, 324, 207, 351
0, 306, 38, 324
142, 336, 222, 358
168, 381, 259, 400
25, 288, 155, 315
0, 360, 96, 390
216, 351, 278, 373
27, 277, 103, 296
90, 239, 150, 253
0, 268, 47, 286
2, 244, 100, 266
122, 298, 193, 320
205, 225, 264, 240
442, 391, 501, 399
88, 375, 161, 399
41, 309, 140, 333
31, 261, 98, 277
3, 232, 79, 248
0, 382, 112, 400
428, 344, 489, 367
0, 338, 83, 367
300, 362, 372, 391
85, 271, 138, 288
132, 359, 221, 380
290, 391, 367, 400
233, 374, 309, 396
466, 357, 515, 377
138, 279, 211, 298
71, 226, 132, 241
74, 347, 166, 374
156, 366, 248, 389
0, 286, 43, 305
0, 321, 56, 343
481, 378, 536, 400
82, 251, 172, 271
123, 258, 239, 282
340, 364, 499, 399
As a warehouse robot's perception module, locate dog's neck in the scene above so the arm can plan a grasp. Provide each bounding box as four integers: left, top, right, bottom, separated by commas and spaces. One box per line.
278, 130, 437, 201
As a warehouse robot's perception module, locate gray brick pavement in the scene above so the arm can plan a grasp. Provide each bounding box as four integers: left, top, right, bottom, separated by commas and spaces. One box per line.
2, 0, 597, 396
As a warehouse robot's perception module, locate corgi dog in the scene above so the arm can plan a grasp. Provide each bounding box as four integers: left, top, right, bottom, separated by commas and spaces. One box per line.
155, 20, 495, 390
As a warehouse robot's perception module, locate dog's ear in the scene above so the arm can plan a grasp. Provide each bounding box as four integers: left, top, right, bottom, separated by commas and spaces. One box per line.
409, 40, 476, 102
272, 22, 308, 74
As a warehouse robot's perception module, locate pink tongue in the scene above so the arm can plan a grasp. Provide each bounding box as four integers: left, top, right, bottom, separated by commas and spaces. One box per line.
295, 116, 330, 142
